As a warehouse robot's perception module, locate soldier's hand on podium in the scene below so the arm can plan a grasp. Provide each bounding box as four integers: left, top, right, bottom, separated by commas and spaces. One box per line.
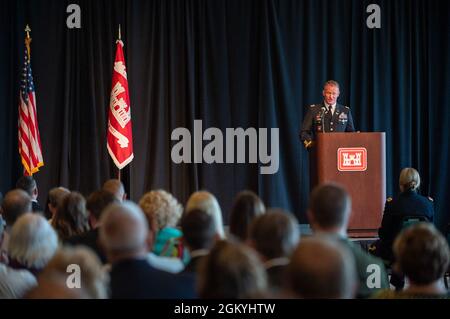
303, 140, 313, 149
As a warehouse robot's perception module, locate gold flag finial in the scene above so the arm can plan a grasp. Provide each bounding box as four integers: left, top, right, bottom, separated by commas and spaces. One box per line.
25, 25, 32, 60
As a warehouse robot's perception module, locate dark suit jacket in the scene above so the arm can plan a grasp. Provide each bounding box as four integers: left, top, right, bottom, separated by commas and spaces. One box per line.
300, 103, 355, 142
377, 189, 434, 260
66, 228, 107, 264
31, 200, 43, 213
110, 258, 197, 299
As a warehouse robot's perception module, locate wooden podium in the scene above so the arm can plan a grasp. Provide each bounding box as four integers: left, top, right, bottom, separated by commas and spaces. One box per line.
311, 132, 386, 237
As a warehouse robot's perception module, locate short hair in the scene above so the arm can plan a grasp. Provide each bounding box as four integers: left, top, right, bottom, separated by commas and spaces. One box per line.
186, 191, 225, 238
399, 167, 421, 192
8, 213, 58, 269
393, 223, 450, 285
100, 201, 148, 254
197, 240, 268, 298
309, 183, 351, 229
287, 236, 356, 299
180, 209, 216, 251
102, 179, 125, 201
249, 209, 300, 259
229, 190, 265, 241
45, 187, 70, 219
16, 176, 37, 196
323, 80, 340, 90
41, 246, 108, 298
1, 189, 32, 226
86, 190, 118, 221
53, 192, 89, 240
139, 190, 183, 231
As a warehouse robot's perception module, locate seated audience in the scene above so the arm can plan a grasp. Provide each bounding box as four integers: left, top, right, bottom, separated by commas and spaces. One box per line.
37, 246, 109, 298
139, 190, 185, 260
44, 187, 70, 221
186, 191, 226, 239
229, 190, 265, 241
373, 168, 434, 263
7, 213, 58, 276
52, 192, 90, 242
307, 183, 390, 298
285, 236, 357, 299
197, 240, 268, 299
102, 179, 126, 202
374, 223, 450, 299
16, 176, 42, 212
66, 190, 118, 263
180, 209, 217, 274
100, 201, 196, 299
248, 209, 300, 294
0, 189, 32, 260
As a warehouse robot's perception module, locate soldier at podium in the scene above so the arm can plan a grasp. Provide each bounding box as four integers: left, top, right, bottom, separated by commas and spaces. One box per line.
300, 80, 355, 149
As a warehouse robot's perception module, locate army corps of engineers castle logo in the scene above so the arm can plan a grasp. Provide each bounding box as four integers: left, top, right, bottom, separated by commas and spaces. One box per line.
337, 148, 367, 172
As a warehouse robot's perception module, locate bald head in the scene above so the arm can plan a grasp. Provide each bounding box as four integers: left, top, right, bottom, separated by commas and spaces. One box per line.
99, 201, 148, 260
287, 236, 356, 299
1, 189, 32, 226
102, 179, 125, 202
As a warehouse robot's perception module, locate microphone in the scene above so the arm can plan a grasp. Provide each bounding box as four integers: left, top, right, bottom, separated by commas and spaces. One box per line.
320, 107, 326, 132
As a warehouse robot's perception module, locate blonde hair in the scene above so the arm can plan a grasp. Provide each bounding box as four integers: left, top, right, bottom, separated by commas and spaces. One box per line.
399, 168, 421, 192
8, 213, 58, 269
42, 246, 108, 299
138, 190, 183, 231
186, 191, 225, 238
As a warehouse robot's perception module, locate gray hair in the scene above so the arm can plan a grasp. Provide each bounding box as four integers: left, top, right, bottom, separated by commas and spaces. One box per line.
8, 213, 58, 269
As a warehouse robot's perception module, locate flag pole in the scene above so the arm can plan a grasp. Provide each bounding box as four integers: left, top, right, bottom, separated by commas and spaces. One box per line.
117, 23, 121, 182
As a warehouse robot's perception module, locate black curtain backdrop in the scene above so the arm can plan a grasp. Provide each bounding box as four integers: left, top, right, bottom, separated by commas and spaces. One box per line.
0, 0, 449, 230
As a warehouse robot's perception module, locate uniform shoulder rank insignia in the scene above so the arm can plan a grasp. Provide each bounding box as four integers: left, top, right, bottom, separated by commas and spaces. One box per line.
428, 196, 434, 202
386, 197, 393, 202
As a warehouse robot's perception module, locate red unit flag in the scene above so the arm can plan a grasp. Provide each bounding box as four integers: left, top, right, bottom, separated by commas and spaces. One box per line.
107, 37, 134, 169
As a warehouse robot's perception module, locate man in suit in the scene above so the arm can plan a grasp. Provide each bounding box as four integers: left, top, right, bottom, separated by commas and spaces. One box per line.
300, 80, 355, 149
100, 201, 196, 299
307, 183, 390, 298
15, 176, 42, 213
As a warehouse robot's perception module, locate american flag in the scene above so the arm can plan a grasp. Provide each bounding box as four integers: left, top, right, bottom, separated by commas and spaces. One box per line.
18, 41, 44, 176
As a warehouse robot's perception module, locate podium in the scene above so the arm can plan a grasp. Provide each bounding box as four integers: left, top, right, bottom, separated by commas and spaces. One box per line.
311, 132, 386, 237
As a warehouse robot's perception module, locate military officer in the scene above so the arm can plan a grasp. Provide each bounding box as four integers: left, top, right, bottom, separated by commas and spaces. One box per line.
300, 80, 355, 148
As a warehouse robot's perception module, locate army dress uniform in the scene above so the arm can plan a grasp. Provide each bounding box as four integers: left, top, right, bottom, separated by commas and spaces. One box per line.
300, 103, 355, 147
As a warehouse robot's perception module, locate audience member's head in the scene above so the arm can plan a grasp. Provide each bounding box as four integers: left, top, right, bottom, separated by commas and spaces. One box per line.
1, 189, 32, 226
99, 201, 149, 263
197, 240, 268, 299
139, 190, 183, 232
8, 213, 58, 272
86, 190, 118, 228
393, 223, 450, 287
308, 183, 351, 234
53, 192, 89, 241
186, 191, 225, 239
229, 190, 265, 241
25, 272, 88, 299
45, 187, 70, 220
180, 209, 217, 252
248, 209, 300, 260
286, 236, 356, 299
16, 176, 38, 200
102, 179, 126, 202
399, 167, 421, 192
40, 246, 108, 298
